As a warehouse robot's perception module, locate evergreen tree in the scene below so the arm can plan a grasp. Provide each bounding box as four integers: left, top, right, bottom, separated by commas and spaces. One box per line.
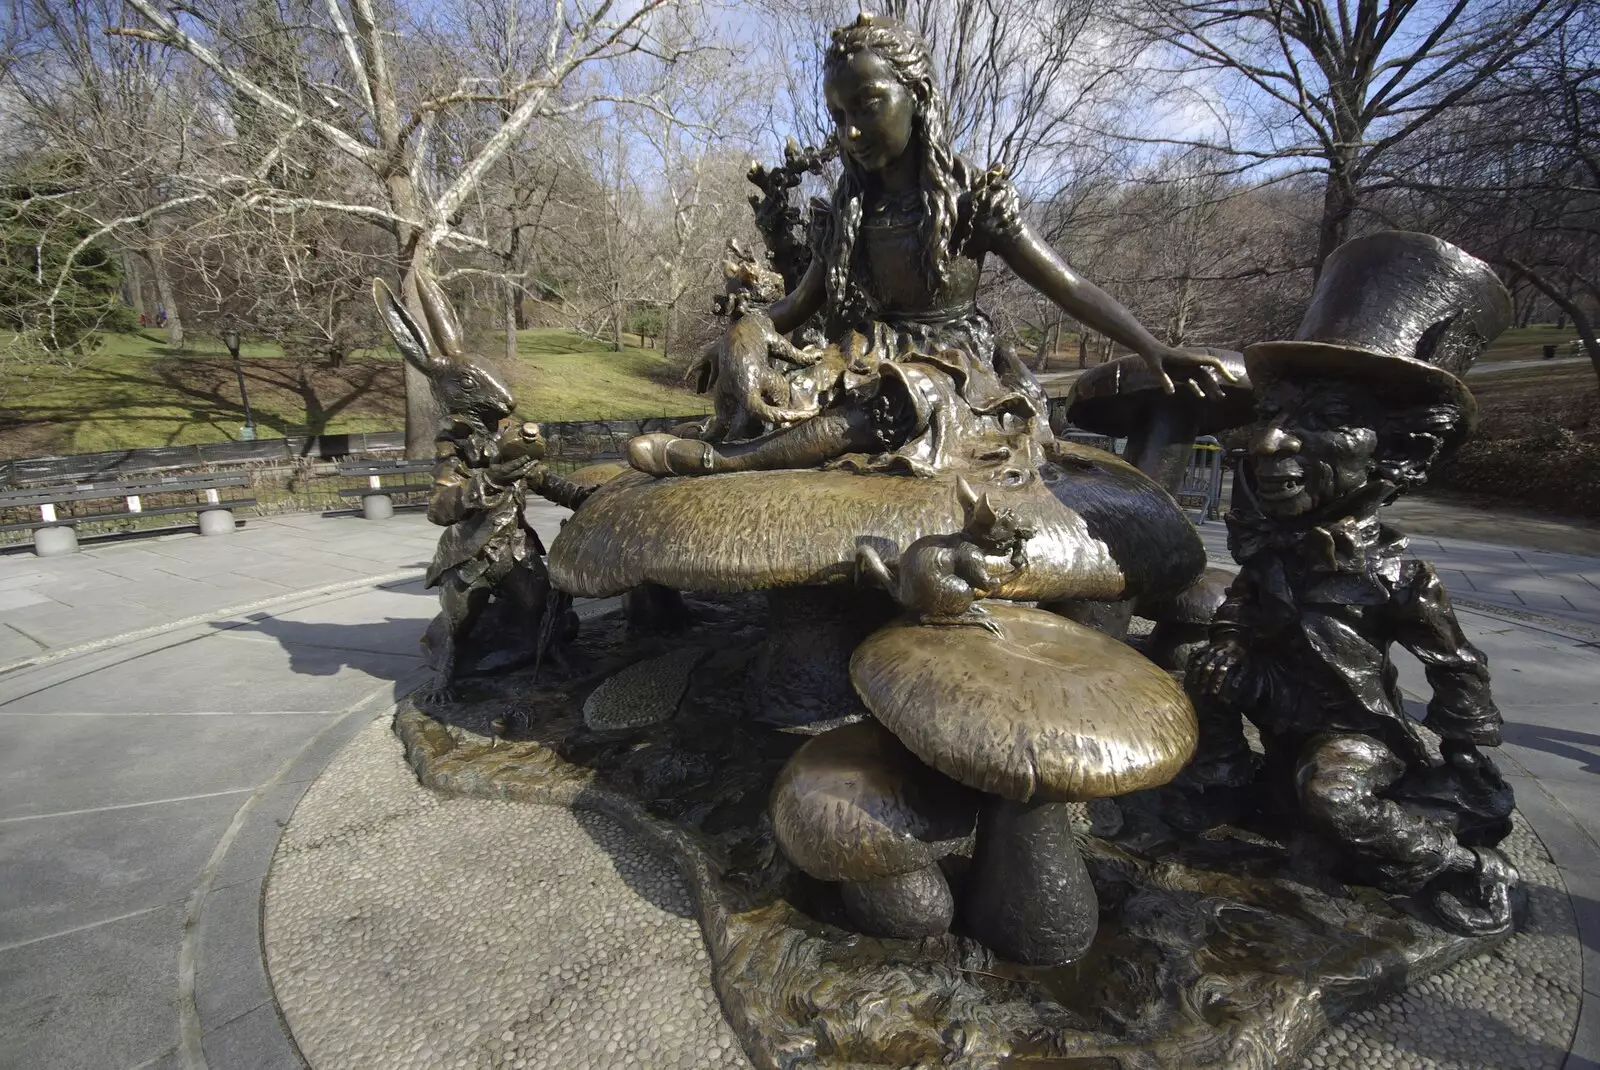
1, 158, 134, 374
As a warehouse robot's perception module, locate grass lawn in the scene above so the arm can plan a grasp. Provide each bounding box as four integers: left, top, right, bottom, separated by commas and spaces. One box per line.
0, 328, 704, 460
1481, 324, 1587, 363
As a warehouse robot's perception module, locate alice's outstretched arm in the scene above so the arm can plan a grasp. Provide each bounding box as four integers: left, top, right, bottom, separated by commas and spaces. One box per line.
769, 259, 827, 334
992, 221, 1231, 393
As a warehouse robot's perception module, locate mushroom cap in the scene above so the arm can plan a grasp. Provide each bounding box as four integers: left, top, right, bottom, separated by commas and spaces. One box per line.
770, 720, 980, 882
565, 460, 633, 486
1065, 351, 1253, 437
547, 456, 1202, 603
850, 602, 1197, 802
1134, 565, 1236, 624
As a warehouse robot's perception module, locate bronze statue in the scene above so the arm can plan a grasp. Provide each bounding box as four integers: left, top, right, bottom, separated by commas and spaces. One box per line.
1182, 232, 1519, 935
373, 276, 572, 699
854, 475, 1032, 631
626, 13, 1232, 481
381, 21, 1536, 1061
744, 137, 836, 294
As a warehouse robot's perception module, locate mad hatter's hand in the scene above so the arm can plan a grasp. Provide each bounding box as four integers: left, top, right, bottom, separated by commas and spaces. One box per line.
1186, 636, 1247, 699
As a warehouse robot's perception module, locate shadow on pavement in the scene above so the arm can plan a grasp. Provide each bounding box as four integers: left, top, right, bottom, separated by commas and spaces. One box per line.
208, 603, 434, 695
1502, 723, 1600, 776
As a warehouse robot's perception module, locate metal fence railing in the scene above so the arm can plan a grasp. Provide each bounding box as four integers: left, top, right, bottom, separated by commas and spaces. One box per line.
1054, 430, 1226, 526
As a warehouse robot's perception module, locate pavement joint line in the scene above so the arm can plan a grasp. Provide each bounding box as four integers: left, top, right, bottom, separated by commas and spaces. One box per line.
175, 685, 413, 1070
0, 787, 257, 824
1, 621, 46, 653
0, 903, 168, 954
0, 567, 426, 678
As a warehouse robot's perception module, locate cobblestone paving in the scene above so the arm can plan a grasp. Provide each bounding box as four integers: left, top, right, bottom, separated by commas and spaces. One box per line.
1295, 812, 1579, 1070
265, 716, 750, 1070
267, 717, 1580, 1070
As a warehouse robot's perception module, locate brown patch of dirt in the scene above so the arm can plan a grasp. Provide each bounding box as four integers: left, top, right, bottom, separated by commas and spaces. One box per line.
1432, 364, 1600, 518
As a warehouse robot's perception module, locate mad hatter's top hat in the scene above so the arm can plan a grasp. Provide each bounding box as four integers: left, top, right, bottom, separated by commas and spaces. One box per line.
1245, 231, 1511, 446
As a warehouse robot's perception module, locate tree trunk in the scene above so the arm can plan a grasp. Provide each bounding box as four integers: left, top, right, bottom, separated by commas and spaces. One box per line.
123, 252, 146, 319
612, 284, 625, 352
505, 278, 519, 368
1078, 333, 1088, 369
1315, 168, 1359, 278
1510, 260, 1600, 392
384, 172, 441, 460
148, 243, 183, 349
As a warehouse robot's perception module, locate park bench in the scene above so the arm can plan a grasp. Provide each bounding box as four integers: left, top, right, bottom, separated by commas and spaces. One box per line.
0, 472, 257, 556
335, 459, 437, 520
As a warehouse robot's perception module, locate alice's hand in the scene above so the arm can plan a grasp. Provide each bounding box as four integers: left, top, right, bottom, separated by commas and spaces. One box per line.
1142, 345, 1238, 400
1186, 637, 1246, 699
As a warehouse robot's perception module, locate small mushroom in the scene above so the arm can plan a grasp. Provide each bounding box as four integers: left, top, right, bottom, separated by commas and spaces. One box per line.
1135, 565, 1236, 673
1065, 350, 1252, 494
850, 602, 1196, 803
849, 601, 1197, 965
770, 720, 980, 938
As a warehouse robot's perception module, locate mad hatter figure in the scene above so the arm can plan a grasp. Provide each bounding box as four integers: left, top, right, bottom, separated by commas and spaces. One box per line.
1184, 232, 1519, 935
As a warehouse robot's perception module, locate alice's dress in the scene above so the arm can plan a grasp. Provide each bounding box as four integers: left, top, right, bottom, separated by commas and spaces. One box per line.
788, 161, 1054, 485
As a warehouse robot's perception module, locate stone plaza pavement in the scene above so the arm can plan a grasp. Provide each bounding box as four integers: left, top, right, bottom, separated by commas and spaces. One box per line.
0, 499, 1598, 1069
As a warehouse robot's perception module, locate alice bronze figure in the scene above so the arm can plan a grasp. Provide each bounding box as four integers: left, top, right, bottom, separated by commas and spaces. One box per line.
626, 13, 1233, 483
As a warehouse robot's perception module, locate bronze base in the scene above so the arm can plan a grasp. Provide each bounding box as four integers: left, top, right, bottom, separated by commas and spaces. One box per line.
396, 595, 1515, 1069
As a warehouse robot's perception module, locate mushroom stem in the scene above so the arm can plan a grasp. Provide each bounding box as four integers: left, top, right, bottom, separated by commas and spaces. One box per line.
1121, 402, 1201, 496
751, 587, 896, 728
963, 796, 1097, 967
840, 865, 955, 939
622, 583, 690, 632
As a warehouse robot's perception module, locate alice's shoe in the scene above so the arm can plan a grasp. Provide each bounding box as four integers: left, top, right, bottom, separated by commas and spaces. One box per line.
627, 433, 714, 476
1433, 847, 1518, 936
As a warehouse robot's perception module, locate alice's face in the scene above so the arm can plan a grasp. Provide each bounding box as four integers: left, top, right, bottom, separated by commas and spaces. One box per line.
1247, 378, 1378, 519
824, 49, 916, 173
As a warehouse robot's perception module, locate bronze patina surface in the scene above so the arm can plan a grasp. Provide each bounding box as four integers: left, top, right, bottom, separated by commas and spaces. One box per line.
850, 602, 1197, 803
373, 275, 571, 698
1183, 232, 1520, 938
770, 719, 979, 883
547, 457, 1202, 604
393, 594, 1518, 1069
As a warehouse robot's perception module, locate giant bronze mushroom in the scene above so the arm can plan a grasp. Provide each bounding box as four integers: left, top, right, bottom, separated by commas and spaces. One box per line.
1064, 349, 1253, 492
547, 456, 1205, 727
848, 601, 1197, 965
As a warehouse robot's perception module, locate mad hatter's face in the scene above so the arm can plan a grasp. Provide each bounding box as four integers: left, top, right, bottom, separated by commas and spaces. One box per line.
1246, 378, 1379, 519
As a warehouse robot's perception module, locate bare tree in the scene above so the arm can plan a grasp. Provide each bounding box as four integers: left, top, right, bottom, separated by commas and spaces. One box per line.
1374, 16, 1599, 387
66, 0, 694, 455
1121, 0, 1583, 273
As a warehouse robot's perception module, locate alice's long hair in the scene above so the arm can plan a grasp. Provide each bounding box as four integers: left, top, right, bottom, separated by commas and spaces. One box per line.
823, 15, 963, 321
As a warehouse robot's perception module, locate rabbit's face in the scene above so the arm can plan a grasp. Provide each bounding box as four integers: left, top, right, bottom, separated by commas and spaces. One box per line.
439, 365, 515, 430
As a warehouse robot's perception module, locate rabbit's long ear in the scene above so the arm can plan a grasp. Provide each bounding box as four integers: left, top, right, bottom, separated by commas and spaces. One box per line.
955, 475, 980, 517
417, 272, 466, 363
373, 278, 447, 375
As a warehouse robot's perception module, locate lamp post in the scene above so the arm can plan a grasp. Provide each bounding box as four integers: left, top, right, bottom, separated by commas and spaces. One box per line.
222, 318, 256, 441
